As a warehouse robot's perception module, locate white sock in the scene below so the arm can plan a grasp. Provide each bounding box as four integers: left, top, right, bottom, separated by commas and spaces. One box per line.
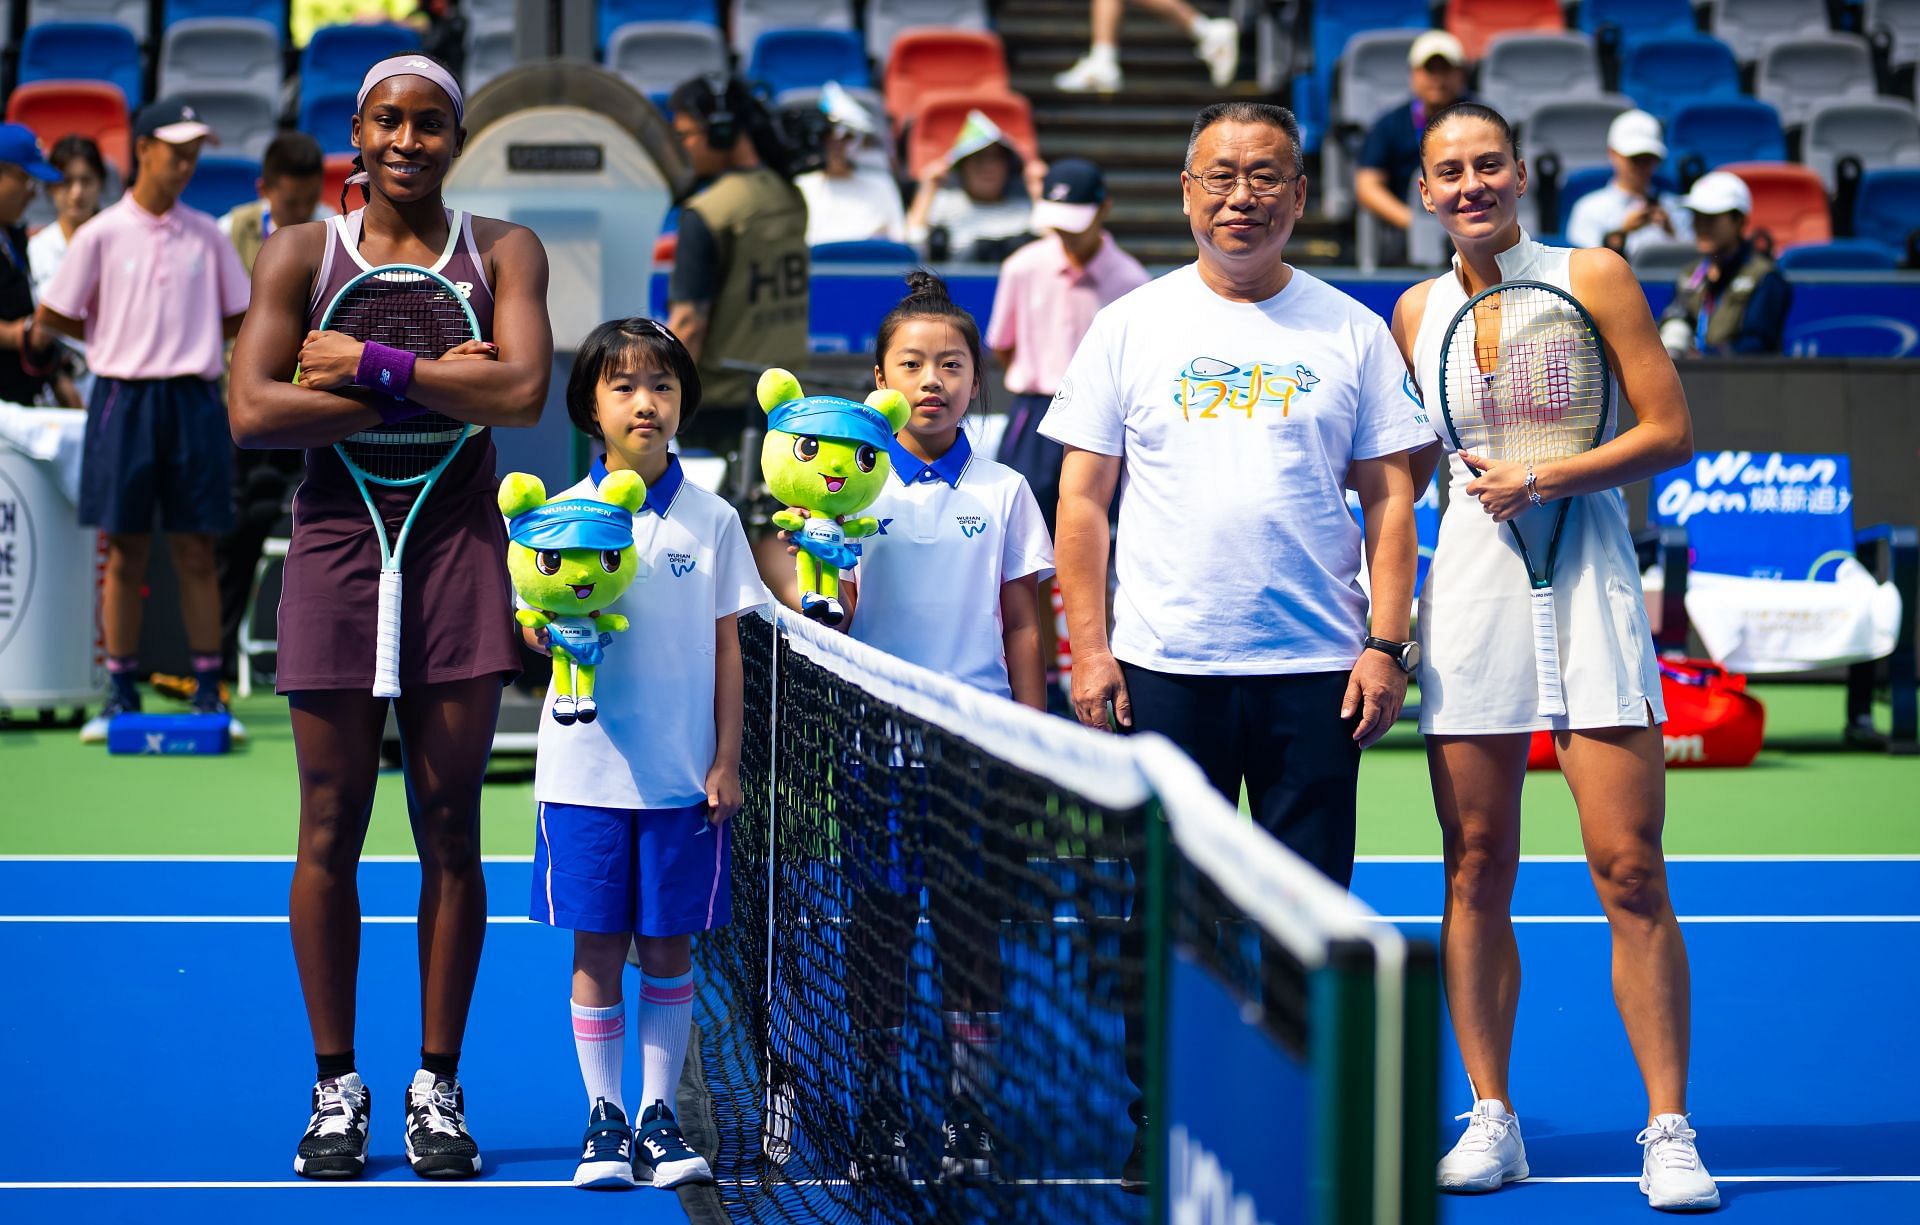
1088, 42, 1118, 66
637, 970, 695, 1114
571, 998, 625, 1113
945, 1010, 1000, 1101
1187, 13, 1209, 38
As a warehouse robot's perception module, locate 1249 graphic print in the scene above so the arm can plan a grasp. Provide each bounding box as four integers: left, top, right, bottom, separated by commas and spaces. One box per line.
1174, 359, 1318, 422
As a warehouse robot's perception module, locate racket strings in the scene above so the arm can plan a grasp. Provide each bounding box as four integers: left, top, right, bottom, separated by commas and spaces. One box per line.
1446, 284, 1608, 465
333, 272, 481, 482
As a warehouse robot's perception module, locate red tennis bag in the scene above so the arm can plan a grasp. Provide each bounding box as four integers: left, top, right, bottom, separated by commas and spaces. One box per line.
1527, 658, 1766, 769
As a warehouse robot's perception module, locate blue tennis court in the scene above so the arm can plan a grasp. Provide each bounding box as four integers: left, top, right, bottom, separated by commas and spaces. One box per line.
2, 856, 1915, 1223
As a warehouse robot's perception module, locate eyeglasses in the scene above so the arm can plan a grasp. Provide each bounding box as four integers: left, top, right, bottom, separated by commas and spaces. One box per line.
1186, 168, 1299, 198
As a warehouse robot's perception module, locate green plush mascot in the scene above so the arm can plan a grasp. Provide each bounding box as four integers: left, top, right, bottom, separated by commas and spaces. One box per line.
758, 367, 911, 625
500, 470, 650, 725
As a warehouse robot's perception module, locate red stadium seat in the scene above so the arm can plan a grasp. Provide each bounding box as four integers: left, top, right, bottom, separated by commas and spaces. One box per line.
1723, 161, 1834, 250
322, 153, 359, 214
905, 88, 1038, 179
5, 81, 131, 179
884, 29, 1009, 135
1445, 0, 1566, 60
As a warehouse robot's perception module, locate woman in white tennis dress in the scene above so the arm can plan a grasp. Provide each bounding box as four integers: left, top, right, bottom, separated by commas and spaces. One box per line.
1391, 102, 1720, 1214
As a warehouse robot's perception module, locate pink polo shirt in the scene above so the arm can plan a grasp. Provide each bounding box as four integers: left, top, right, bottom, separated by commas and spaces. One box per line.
985, 231, 1151, 396
40, 195, 250, 382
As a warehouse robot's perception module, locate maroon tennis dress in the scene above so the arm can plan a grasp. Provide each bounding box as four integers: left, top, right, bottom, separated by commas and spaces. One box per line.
275, 209, 521, 693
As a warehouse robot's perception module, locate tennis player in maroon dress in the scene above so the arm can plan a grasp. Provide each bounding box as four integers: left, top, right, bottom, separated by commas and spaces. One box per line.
228, 55, 552, 1179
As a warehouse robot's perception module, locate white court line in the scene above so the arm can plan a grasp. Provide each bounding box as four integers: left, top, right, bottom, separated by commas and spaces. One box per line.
3, 853, 1918, 864
0, 916, 535, 925
4, 1175, 1915, 1191
6, 913, 1920, 925
0, 855, 537, 864
1373, 915, 1920, 925
1514, 1176, 1920, 1184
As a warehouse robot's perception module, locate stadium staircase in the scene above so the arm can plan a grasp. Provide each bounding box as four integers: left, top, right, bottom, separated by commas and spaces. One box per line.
997, 0, 1349, 265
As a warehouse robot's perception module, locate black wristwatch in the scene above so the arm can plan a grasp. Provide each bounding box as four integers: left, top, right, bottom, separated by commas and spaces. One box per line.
1363, 636, 1421, 674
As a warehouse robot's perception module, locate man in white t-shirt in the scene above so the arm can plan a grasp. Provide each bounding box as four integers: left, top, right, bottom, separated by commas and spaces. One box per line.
1565, 110, 1692, 256
1040, 100, 1428, 1191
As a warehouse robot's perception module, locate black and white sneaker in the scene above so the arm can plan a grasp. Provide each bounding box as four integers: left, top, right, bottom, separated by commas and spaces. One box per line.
403, 1069, 482, 1178
939, 1095, 999, 1183
573, 1098, 637, 1189
294, 1072, 370, 1178
1121, 1114, 1148, 1195
637, 1100, 713, 1188
849, 1106, 911, 1184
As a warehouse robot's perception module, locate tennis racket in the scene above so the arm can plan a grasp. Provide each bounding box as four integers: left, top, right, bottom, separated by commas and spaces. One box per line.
1436, 279, 1611, 719
320, 263, 482, 698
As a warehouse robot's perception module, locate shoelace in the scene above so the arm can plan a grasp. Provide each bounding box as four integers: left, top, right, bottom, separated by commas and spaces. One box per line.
1636, 1119, 1701, 1171
409, 1082, 464, 1138
1452, 1108, 1515, 1153
310, 1080, 368, 1138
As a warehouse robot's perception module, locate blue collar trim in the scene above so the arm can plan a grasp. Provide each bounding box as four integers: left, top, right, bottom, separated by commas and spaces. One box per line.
888, 432, 971, 488
591, 453, 685, 518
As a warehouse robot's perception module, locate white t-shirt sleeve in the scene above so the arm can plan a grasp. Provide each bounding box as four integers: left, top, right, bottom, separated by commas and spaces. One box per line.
1037, 310, 1125, 455
1351, 315, 1434, 460
1565, 189, 1615, 249
713, 506, 767, 619
1000, 476, 1056, 585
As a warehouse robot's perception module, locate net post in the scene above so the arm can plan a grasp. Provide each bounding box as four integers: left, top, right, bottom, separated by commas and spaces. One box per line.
1312, 937, 1378, 1225
1143, 797, 1171, 1225
1399, 940, 1442, 1225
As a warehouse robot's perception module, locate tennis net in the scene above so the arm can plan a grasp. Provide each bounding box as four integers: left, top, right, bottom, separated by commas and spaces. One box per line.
688, 603, 1437, 1225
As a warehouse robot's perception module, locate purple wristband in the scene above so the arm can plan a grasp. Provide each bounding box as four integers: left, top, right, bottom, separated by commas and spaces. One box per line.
355, 340, 417, 400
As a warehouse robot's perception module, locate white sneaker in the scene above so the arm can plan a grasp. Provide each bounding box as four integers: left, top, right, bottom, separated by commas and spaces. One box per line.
1195, 17, 1240, 88
1638, 1114, 1720, 1211
1054, 53, 1122, 94
1436, 1098, 1528, 1192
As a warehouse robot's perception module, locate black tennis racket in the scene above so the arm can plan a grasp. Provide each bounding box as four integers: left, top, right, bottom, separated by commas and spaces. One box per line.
1436, 279, 1611, 718
319, 263, 482, 698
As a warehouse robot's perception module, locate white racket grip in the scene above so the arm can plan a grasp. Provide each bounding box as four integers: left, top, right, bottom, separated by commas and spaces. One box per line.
1532, 585, 1566, 718
373, 568, 403, 698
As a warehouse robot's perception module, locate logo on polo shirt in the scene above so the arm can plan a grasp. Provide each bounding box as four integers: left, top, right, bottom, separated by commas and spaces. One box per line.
666, 551, 696, 576
1173, 359, 1319, 422
955, 515, 987, 538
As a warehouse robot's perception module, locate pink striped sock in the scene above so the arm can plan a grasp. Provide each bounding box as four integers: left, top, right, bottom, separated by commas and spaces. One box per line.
637, 971, 694, 1114
570, 998, 625, 1113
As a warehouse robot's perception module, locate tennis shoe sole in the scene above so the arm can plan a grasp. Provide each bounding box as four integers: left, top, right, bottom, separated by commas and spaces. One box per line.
1438, 1158, 1529, 1193
404, 1134, 482, 1179
650, 1153, 715, 1188
1641, 1173, 1721, 1211
573, 1158, 638, 1189
293, 1152, 365, 1179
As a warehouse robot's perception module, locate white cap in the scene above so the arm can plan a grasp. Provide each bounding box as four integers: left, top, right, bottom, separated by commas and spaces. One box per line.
819, 81, 877, 137
1607, 109, 1667, 160
1408, 30, 1468, 68
1681, 170, 1752, 216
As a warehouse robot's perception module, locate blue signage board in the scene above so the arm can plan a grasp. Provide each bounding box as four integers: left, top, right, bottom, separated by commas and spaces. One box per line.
1165, 948, 1309, 1225
1650, 450, 1857, 580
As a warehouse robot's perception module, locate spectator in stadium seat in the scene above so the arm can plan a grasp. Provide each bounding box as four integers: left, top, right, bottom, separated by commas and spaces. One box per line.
1042, 101, 1427, 1191
1659, 171, 1792, 357
28, 100, 251, 742
1356, 31, 1471, 255
26, 135, 105, 408
987, 158, 1149, 706
793, 85, 906, 246
1566, 111, 1693, 258
0, 125, 61, 409
221, 133, 335, 277
905, 122, 1036, 263
1054, 0, 1240, 92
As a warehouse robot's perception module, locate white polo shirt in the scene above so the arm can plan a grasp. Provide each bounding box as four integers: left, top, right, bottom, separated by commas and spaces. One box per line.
848, 432, 1055, 698
531, 455, 764, 810
1039, 263, 1431, 676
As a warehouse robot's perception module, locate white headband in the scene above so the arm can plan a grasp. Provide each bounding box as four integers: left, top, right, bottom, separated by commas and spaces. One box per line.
356, 56, 465, 126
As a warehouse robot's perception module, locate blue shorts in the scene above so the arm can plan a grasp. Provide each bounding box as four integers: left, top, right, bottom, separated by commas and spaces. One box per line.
531, 801, 731, 936
79, 376, 234, 534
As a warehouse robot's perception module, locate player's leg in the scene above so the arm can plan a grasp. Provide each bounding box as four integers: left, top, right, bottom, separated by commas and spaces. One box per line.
1056, 0, 1126, 92
631, 802, 728, 1187
163, 377, 240, 724
574, 927, 639, 1189
286, 686, 387, 1178
1557, 723, 1717, 1211
1427, 732, 1531, 1192
167, 533, 225, 702
925, 778, 1007, 1183
391, 675, 503, 1179
843, 768, 918, 1182
78, 377, 155, 738
100, 532, 152, 711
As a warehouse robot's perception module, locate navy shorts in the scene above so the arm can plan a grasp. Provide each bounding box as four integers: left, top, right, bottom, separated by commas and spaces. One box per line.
996, 393, 1063, 534
531, 801, 732, 936
79, 376, 234, 534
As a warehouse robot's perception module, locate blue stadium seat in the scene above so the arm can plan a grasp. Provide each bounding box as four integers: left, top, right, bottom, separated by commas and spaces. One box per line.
181, 151, 259, 217
1775, 238, 1903, 269
1290, 0, 1431, 154
747, 27, 870, 95
810, 238, 917, 262
1578, 0, 1697, 54
298, 85, 361, 155
1666, 99, 1787, 178
1852, 167, 1920, 253
17, 22, 143, 108
164, 0, 286, 41
302, 24, 422, 101
27, 0, 148, 46
1617, 36, 1742, 126
599, 0, 718, 51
